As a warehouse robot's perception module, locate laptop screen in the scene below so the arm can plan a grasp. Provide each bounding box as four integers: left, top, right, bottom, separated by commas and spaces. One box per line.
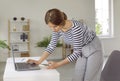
11, 46, 17, 68
11, 45, 40, 71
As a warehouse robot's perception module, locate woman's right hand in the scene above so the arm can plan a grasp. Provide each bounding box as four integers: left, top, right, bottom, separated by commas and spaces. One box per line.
27, 59, 40, 65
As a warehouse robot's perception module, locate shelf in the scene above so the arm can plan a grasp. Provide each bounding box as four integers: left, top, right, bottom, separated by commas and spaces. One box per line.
10, 31, 30, 33
8, 19, 30, 57
10, 20, 29, 23
11, 50, 29, 53
10, 41, 30, 44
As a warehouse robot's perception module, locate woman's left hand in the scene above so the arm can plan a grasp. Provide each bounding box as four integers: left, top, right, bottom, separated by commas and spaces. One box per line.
47, 61, 60, 69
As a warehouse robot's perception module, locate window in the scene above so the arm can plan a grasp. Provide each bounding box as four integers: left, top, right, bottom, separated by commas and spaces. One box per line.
95, 0, 113, 38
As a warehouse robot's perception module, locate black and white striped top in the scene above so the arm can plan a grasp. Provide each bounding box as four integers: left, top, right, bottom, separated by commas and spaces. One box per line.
45, 20, 96, 62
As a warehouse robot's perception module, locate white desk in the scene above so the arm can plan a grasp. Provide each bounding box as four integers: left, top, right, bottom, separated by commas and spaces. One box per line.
3, 57, 60, 81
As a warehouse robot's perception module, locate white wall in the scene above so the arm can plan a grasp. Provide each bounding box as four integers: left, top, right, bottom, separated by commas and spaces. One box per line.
0, 0, 120, 62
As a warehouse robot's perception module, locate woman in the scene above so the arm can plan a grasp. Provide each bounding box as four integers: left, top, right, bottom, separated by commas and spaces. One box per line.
27, 8, 103, 81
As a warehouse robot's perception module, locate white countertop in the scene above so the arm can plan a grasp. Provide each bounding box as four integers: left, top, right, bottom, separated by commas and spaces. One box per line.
3, 57, 60, 81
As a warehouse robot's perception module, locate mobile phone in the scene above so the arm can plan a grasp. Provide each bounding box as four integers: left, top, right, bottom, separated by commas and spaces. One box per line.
41, 64, 49, 66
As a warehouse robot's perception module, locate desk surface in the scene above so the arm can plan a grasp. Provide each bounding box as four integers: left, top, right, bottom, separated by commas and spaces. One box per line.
3, 57, 60, 81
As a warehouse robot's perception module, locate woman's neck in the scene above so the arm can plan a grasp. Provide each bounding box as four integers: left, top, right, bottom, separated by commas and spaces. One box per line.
61, 20, 72, 32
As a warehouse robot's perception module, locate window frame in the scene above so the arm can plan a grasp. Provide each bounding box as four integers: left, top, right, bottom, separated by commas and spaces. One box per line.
95, 0, 114, 38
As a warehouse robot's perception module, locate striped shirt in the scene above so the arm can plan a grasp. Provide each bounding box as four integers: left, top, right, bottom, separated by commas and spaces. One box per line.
45, 20, 96, 62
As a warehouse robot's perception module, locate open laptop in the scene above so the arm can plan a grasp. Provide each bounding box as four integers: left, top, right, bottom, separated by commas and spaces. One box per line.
11, 46, 40, 71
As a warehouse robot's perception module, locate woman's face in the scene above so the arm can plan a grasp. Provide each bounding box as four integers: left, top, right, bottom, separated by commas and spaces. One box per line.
48, 22, 62, 32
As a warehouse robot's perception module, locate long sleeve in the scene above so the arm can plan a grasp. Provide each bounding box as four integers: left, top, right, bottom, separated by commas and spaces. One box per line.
45, 32, 61, 54
67, 23, 84, 62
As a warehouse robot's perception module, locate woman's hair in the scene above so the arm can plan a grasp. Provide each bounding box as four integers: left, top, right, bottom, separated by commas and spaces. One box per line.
45, 8, 67, 26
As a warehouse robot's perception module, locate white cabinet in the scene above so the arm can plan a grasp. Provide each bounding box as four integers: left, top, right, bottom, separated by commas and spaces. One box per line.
8, 18, 30, 57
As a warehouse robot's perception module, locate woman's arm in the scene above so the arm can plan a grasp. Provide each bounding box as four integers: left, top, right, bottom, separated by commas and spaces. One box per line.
47, 58, 70, 69
37, 51, 50, 64
27, 32, 61, 64
27, 51, 50, 64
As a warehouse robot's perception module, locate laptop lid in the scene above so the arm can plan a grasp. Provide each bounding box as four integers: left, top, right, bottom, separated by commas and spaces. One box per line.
11, 45, 40, 71
11, 46, 17, 70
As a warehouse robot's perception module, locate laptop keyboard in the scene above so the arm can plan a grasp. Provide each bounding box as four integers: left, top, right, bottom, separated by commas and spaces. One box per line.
16, 63, 30, 69
15, 62, 40, 71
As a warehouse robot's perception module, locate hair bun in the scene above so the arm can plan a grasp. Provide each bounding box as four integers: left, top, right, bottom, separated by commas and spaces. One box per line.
62, 12, 67, 20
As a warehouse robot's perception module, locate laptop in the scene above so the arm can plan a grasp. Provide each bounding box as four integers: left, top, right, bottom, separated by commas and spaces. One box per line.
11, 46, 40, 71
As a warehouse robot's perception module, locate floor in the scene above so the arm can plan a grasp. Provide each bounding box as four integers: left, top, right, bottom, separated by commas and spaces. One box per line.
0, 62, 6, 81
57, 62, 75, 81
0, 57, 108, 81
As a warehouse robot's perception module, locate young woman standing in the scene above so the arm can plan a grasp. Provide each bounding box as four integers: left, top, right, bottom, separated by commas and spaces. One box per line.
27, 8, 103, 81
